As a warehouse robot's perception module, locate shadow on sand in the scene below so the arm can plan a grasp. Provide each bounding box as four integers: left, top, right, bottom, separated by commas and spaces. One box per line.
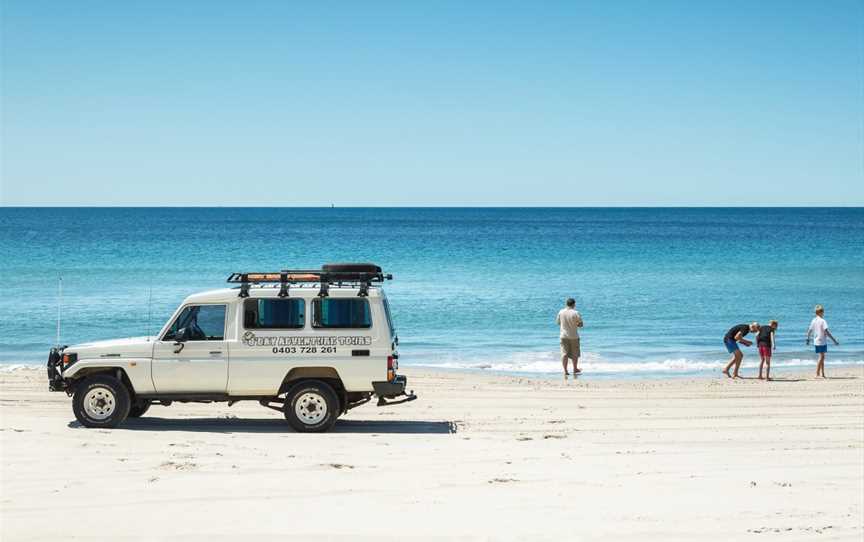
731, 375, 858, 383
730, 376, 807, 383
68, 417, 457, 435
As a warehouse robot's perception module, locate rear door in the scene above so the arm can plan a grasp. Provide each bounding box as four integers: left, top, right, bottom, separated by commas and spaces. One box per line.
152, 304, 229, 393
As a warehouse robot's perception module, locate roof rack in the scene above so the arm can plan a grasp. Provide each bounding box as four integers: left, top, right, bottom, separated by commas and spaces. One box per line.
227, 264, 392, 298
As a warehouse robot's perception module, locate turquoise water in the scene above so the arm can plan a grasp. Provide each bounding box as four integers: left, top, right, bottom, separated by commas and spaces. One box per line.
1, 207, 862, 376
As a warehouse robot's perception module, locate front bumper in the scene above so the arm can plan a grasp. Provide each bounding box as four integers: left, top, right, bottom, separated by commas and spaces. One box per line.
372, 375, 417, 406
47, 348, 67, 392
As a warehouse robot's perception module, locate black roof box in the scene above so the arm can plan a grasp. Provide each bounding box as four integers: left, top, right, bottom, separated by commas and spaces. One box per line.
322, 263, 382, 274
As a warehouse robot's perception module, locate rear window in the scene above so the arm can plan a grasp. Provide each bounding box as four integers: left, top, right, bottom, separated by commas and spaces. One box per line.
382, 295, 395, 338
312, 298, 371, 328
244, 298, 305, 329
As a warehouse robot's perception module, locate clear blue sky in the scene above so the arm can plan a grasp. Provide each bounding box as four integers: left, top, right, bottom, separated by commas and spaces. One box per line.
1, 1, 862, 206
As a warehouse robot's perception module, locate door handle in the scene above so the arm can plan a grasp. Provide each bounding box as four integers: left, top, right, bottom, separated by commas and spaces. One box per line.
209, 351, 223, 355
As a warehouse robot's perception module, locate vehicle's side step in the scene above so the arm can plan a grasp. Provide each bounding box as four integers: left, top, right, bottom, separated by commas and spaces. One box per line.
345, 395, 372, 412
259, 398, 285, 413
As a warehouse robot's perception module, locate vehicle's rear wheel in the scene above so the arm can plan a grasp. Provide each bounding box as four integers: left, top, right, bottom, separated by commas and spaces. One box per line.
72, 375, 131, 428
283, 380, 338, 433
127, 401, 151, 418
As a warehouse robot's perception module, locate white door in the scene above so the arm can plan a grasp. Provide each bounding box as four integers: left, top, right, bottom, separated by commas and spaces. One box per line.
152, 304, 228, 393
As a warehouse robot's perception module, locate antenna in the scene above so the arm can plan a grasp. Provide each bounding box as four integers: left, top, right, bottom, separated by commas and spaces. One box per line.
55, 275, 62, 346
146, 285, 153, 341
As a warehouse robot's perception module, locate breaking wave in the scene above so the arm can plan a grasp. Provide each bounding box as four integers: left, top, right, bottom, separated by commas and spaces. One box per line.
408, 350, 864, 375
3, 352, 862, 378
0, 364, 43, 373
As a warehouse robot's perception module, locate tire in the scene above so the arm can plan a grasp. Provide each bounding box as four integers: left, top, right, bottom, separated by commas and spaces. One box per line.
322, 263, 381, 273
72, 375, 131, 428
128, 401, 150, 418
283, 380, 338, 433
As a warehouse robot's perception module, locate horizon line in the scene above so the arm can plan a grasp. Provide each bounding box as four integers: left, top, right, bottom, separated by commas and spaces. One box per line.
1, 204, 863, 209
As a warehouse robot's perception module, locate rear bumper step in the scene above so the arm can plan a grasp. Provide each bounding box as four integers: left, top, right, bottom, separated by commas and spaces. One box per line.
372, 375, 417, 406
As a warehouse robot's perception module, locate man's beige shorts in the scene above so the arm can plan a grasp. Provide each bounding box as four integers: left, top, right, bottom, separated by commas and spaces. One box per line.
560, 337, 581, 358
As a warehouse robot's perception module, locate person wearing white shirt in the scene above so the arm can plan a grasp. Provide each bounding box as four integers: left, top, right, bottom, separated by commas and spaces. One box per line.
806, 304, 840, 378
556, 298, 583, 375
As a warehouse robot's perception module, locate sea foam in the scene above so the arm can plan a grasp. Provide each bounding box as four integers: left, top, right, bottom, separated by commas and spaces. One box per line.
409, 351, 864, 375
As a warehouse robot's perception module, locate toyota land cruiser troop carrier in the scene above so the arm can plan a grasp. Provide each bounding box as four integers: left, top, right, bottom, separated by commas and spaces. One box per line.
47, 264, 415, 432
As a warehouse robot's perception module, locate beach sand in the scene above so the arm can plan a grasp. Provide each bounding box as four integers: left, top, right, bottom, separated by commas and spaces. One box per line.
1, 366, 862, 541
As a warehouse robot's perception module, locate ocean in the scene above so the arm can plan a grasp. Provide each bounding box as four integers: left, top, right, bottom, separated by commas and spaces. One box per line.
1, 207, 862, 377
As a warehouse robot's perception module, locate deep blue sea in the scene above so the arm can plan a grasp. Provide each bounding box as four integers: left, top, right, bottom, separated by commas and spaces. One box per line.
1, 208, 862, 377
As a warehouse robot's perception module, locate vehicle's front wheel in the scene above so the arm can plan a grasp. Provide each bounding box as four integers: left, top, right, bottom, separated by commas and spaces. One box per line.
284, 380, 338, 432
72, 375, 131, 428
127, 401, 150, 418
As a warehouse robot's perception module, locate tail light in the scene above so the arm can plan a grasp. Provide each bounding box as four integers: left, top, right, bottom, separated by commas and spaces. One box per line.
387, 355, 397, 381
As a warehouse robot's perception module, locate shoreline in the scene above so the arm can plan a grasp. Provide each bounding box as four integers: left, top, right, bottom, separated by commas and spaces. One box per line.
4, 359, 863, 381
408, 359, 864, 380
3, 365, 863, 540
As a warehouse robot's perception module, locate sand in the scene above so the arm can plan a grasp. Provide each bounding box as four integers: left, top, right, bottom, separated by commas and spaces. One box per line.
1, 365, 862, 541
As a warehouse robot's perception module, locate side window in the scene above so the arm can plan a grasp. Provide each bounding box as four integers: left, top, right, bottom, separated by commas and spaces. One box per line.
163, 306, 195, 341
312, 298, 371, 329
163, 305, 226, 341
243, 298, 305, 329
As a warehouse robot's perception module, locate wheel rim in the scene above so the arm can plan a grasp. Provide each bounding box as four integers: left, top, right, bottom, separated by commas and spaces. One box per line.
294, 391, 327, 425
83, 386, 116, 420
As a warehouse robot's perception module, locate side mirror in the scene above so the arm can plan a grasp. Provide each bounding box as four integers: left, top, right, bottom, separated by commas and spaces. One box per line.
174, 327, 190, 342
173, 327, 189, 353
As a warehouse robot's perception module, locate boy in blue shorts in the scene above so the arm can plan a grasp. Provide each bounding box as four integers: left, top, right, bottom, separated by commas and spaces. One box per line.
806, 305, 839, 378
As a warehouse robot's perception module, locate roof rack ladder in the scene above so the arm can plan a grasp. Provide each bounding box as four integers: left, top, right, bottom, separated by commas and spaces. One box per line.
239, 274, 250, 298
278, 272, 290, 298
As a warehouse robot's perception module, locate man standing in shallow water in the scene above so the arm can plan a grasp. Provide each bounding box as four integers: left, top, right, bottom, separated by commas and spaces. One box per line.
557, 298, 583, 375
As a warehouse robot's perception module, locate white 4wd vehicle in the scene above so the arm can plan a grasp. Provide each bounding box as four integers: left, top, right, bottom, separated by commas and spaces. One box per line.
47, 264, 415, 432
